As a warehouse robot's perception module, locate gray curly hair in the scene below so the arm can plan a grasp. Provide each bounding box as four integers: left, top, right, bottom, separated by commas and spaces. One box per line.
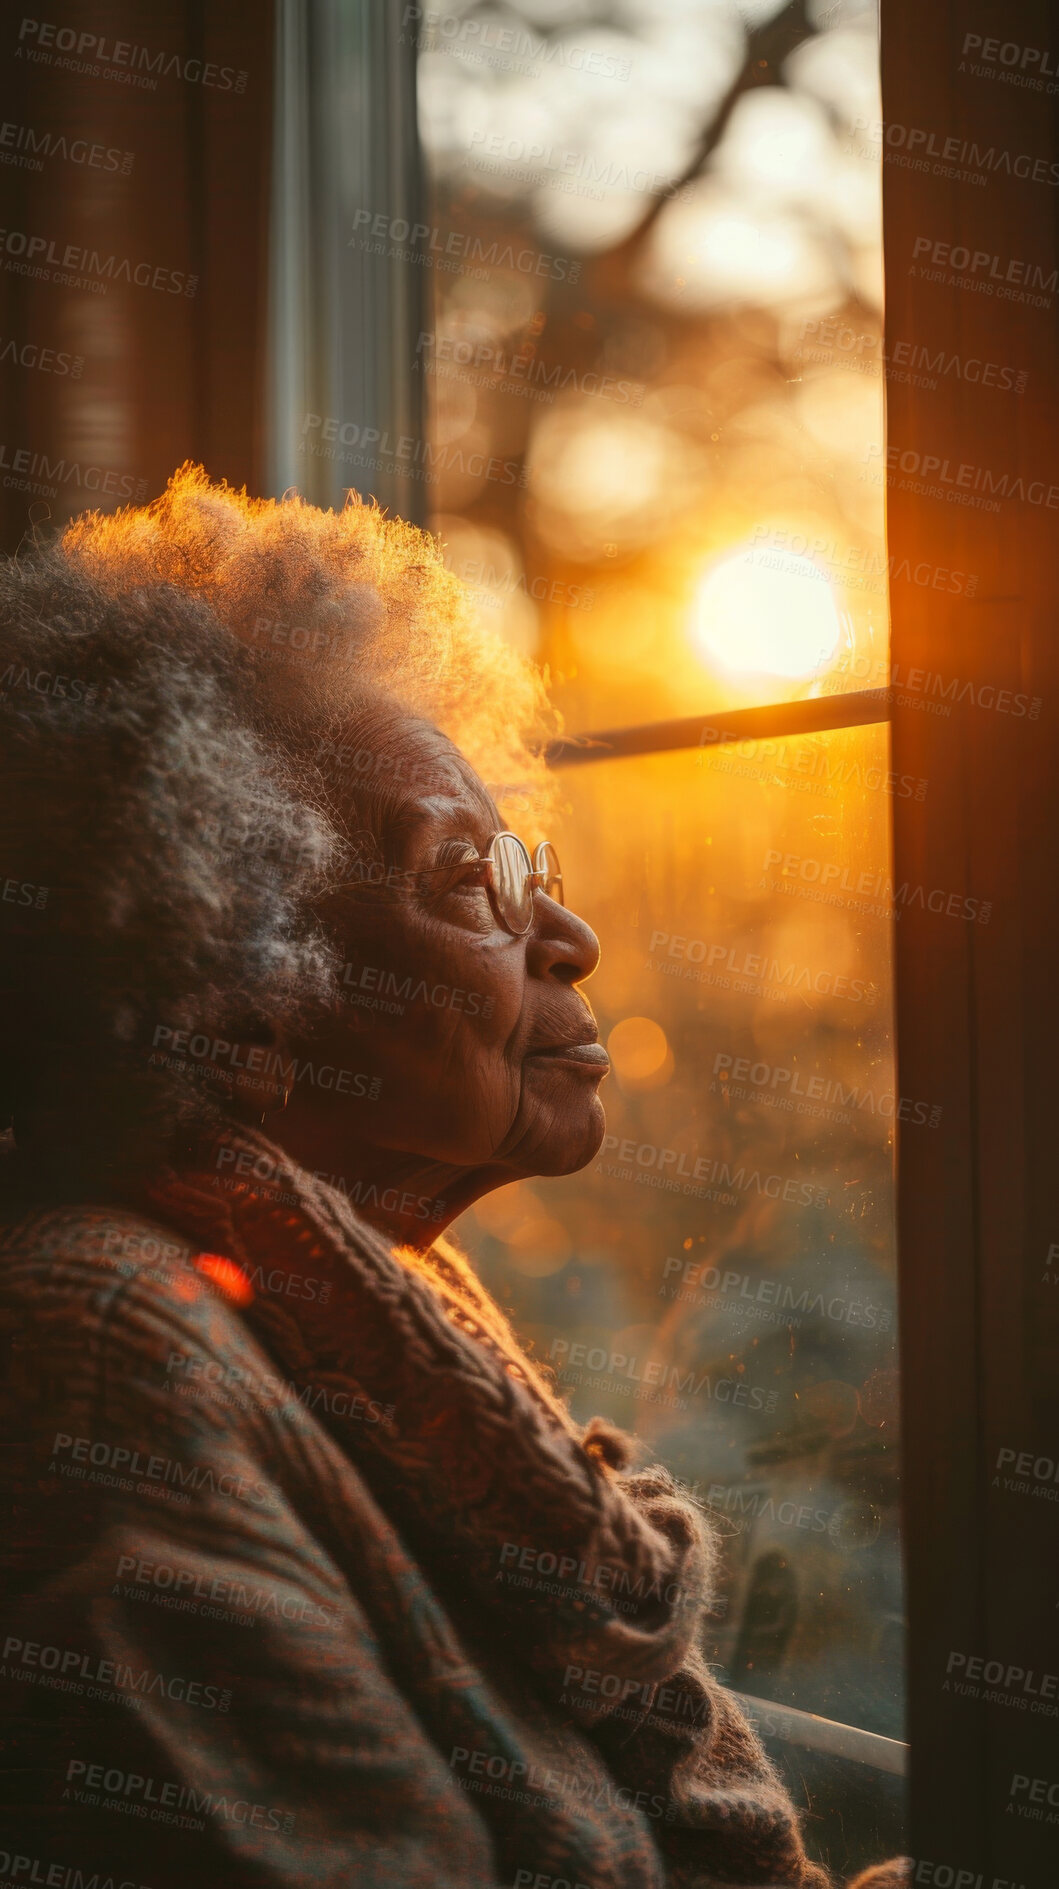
0, 466, 554, 1200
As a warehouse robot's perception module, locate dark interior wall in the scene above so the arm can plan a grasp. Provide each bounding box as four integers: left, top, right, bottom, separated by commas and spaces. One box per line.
883, 5, 1059, 1885
0, 1, 272, 554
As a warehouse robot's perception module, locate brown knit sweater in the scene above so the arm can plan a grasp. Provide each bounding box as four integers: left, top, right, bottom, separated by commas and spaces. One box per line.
0, 1125, 907, 1888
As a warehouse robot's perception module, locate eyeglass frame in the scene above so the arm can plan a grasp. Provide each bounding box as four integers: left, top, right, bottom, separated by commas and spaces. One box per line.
336, 832, 564, 937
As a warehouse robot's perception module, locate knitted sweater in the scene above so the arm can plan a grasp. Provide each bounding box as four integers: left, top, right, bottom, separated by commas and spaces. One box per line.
0, 1125, 904, 1888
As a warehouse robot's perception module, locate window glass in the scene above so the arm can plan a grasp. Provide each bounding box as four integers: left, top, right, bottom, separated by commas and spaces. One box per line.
416, 0, 890, 726
416, 0, 902, 1751
462, 732, 902, 1740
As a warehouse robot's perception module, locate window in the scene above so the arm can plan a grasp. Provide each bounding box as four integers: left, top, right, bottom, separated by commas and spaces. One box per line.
413, 1, 905, 1876
467, 734, 902, 1742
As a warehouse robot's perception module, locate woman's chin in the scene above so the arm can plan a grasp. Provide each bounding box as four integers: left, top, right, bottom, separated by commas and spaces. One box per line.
526, 1091, 607, 1176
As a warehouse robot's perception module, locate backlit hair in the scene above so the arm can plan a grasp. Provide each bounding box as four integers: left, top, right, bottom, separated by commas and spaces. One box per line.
0, 465, 555, 1197
61, 462, 554, 802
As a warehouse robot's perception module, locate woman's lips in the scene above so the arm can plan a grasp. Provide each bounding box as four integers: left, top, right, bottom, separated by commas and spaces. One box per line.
525, 1041, 610, 1071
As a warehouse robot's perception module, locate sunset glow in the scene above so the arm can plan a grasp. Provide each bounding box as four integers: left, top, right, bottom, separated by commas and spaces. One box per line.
692, 542, 843, 683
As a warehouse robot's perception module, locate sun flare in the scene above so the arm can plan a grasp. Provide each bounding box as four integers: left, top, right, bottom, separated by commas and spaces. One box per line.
692, 541, 843, 682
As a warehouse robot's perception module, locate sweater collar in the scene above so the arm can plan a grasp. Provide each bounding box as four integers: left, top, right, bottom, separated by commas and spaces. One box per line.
145, 1123, 711, 1696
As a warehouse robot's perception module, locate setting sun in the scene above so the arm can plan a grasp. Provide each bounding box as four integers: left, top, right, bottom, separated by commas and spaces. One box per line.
692, 540, 843, 682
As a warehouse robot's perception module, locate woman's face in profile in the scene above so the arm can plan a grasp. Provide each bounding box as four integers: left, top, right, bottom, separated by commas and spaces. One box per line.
287, 713, 608, 1190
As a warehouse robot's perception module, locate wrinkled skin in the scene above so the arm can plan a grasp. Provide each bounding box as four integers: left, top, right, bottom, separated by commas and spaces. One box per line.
271, 711, 607, 1248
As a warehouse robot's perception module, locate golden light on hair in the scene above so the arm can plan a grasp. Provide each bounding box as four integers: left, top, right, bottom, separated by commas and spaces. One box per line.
692, 539, 842, 683
60, 463, 557, 824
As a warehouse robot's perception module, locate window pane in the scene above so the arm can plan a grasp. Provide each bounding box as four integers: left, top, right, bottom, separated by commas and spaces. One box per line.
460, 730, 902, 1742
416, 0, 889, 727
416, 0, 903, 1814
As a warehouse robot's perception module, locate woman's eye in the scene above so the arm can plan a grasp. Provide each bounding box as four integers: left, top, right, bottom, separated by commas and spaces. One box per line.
426, 844, 483, 899
434, 840, 476, 865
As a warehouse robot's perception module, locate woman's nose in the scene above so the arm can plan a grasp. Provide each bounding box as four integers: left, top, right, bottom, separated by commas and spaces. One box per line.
525, 896, 601, 986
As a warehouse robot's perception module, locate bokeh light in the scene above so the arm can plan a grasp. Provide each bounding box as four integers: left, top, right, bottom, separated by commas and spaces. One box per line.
606, 1015, 672, 1090
692, 541, 842, 681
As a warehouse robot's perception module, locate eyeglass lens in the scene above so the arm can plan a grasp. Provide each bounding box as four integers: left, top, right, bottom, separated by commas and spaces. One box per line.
534, 841, 563, 906
491, 832, 535, 933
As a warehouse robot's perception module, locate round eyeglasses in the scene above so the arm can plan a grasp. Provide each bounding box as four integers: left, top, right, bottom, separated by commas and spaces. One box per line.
453, 833, 563, 936
338, 833, 563, 937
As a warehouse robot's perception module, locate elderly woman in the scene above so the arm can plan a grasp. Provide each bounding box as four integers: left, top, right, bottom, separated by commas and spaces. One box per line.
0, 469, 900, 1889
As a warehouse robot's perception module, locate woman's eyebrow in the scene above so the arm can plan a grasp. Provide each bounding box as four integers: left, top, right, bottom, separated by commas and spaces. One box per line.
386, 795, 497, 855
